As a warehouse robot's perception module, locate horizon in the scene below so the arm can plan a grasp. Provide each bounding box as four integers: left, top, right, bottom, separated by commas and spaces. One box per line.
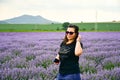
0, 14, 120, 23
0, 0, 120, 23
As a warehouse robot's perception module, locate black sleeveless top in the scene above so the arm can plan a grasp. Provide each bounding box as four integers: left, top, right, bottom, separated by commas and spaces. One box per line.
58, 41, 83, 75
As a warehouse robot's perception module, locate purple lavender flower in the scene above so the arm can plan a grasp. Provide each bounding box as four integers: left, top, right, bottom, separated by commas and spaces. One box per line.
0, 32, 120, 80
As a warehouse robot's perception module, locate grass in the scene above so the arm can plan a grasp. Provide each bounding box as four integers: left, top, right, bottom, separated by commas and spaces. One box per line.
0, 22, 120, 32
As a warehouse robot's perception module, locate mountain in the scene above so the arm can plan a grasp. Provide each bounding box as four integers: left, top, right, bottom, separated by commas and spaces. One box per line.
0, 21, 9, 24
0, 15, 58, 24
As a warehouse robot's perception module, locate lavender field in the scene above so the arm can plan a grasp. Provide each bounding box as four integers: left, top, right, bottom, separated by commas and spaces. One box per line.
0, 32, 120, 80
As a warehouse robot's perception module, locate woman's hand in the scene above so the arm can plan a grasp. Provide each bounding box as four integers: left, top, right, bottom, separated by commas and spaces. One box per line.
76, 35, 81, 42
54, 54, 60, 65
54, 59, 59, 65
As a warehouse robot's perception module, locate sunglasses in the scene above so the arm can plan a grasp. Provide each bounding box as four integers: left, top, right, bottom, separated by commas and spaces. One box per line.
66, 31, 75, 35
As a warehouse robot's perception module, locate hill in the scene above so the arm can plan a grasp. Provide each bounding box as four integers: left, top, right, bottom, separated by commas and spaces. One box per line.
0, 21, 9, 24
0, 15, 58, 24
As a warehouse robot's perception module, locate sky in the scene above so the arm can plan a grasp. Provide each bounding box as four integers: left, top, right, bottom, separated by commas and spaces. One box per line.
0, 0, 120, 23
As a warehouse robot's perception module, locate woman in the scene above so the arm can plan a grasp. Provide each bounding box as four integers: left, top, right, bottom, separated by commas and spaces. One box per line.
54, 24, 83, 80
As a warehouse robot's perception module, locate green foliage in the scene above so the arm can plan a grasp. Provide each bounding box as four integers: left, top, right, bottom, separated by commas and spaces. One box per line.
1, 56, 11, 64
16, 64, 27, 68
26, 55, 36, 62
103, 62, 115, 70
0, 22, 120, 32
39, 73, 47, 80
36, 59, 52, 68
62, 22, 70, 30
103, 61, 120, 70
80, 63, 97, 74
0, 24, 63, 32
5, 76, 12, 80
12, 50, 21, 56
75, 22, 120, 31
41, 60, 52, 69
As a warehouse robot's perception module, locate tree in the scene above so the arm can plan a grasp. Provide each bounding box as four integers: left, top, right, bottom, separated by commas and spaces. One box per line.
62, 22, 70, 30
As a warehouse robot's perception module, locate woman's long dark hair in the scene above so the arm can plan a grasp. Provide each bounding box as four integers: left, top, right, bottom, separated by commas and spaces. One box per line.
63, 24, 79, 44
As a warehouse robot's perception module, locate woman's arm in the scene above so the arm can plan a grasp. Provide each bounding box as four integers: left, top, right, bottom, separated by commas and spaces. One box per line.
75, 35, 83, 56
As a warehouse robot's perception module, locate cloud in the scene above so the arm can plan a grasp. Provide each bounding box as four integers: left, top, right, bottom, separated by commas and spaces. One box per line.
0, 0, 120, 22
0, 0, 9, 3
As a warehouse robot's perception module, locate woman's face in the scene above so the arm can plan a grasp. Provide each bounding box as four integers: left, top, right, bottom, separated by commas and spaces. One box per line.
66, 27, 76, 41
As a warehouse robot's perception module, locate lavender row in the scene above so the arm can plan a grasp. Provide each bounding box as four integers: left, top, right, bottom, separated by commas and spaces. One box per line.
0, 32, 120, 80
